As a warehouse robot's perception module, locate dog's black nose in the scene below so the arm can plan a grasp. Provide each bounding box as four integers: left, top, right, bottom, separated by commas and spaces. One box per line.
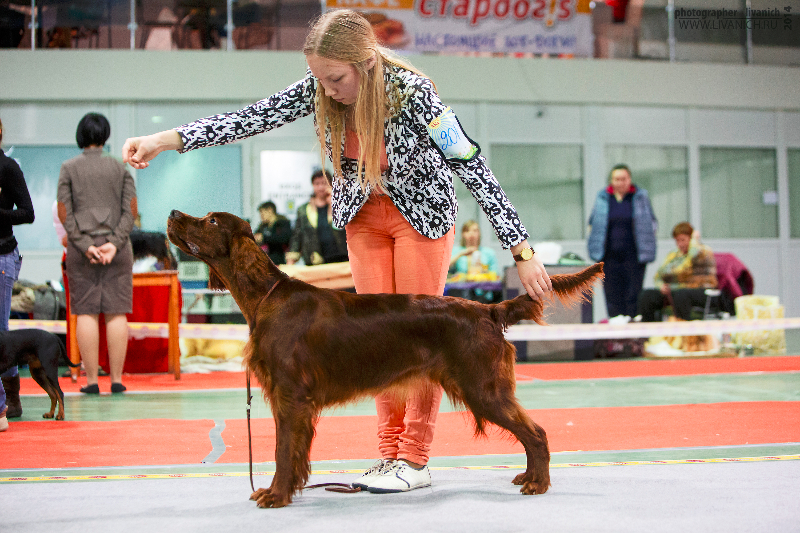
169, 210, 182, 220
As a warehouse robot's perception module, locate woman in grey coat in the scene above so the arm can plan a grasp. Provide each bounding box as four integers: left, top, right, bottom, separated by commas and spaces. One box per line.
58, 113, 136, 394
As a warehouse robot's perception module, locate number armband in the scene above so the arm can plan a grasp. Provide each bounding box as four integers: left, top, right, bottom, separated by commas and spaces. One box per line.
427, 107, 480, 162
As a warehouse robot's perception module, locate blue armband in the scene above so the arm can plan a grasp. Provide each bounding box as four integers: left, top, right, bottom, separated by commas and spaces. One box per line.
427, 107, 480, 162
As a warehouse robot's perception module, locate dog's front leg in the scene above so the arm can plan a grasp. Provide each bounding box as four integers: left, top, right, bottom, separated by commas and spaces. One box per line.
251, 401, 317, 508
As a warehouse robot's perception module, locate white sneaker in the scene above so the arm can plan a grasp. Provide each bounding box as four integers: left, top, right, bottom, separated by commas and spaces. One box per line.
366, 461, 431, 493
352, 459, 395, 489
0, 407, 8, 432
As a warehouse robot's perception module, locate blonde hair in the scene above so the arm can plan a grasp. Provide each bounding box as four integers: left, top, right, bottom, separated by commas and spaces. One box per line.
303, 10, 431, 190
460, 220, 481, 247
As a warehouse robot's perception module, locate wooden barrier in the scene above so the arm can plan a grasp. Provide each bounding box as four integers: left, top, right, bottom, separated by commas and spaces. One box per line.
67, 271, 182, 380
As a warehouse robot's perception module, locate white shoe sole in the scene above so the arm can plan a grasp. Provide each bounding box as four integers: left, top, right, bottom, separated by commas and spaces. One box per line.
367, 481, 431, 494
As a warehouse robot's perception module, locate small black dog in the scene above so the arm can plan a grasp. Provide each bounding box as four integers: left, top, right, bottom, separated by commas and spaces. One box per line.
0, 329, 77, 420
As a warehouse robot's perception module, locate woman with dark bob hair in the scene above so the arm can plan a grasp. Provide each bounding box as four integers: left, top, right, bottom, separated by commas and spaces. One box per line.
76, 113, 111, 149
58, 113, 136, 394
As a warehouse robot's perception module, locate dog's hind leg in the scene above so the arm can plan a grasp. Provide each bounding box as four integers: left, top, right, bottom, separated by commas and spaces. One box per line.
470, 395, 550, 495
27, 364, 61, 420
453, 344, 551, 495
251, 396, 318, 508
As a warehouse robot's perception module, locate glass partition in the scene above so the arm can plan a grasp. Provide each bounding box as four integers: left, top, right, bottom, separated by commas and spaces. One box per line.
136, 144, 242, 233
0, 0, 321, 50
789, 149, 800, 239
700, 147, 778, 239
8, 145, 80, 251
489, 144, 584, 241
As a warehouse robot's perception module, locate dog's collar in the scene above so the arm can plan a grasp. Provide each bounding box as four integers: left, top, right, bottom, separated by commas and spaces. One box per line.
256, 277, 284, 311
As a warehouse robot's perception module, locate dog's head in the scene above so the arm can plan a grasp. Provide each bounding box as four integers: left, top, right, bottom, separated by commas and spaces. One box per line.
167, 210, 256, 291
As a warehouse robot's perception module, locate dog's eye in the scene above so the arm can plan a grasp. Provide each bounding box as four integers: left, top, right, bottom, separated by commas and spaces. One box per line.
209, 217, 217, 225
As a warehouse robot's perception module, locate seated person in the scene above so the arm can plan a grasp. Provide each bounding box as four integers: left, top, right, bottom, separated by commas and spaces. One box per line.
637, 222, 717, 322
449, 220, 500, 303
449, 220, 498, 280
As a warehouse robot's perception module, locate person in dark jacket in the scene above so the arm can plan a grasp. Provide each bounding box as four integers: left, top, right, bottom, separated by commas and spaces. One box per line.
254, 201, 291, 265
286, 170, 348, 266
0, 117, 35, 427
587, 164, 657, 318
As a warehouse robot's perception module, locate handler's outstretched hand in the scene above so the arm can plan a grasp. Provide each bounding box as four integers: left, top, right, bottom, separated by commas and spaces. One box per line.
122, 130, 183, 169
512, 242, 552, 300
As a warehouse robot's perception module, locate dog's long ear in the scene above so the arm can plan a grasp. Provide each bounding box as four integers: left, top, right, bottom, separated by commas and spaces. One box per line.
208, 267, 227, 291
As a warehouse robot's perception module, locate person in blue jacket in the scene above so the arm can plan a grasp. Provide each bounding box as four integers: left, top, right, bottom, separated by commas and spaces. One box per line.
587, 164, 657, 318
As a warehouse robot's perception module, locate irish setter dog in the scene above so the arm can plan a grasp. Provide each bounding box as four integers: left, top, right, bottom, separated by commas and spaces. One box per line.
167, 210, 603, 508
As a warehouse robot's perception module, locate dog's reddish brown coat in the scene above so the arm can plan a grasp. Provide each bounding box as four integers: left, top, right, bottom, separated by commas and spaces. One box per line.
167, 210, 603, 508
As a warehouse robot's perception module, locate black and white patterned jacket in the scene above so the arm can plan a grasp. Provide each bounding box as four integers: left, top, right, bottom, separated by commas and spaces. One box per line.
175, 64, 529, 249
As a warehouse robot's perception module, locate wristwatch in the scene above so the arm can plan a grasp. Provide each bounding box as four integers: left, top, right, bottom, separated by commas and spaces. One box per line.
513, 247, 535, 262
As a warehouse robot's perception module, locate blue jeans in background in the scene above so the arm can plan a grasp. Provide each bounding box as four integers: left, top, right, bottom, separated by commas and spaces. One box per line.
0, 247, 23, 414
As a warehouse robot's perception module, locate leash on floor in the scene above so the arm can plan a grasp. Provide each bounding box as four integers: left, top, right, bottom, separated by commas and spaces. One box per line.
244, 276, 359, 494
245, 374, 361, 494
245, 371, 361, 493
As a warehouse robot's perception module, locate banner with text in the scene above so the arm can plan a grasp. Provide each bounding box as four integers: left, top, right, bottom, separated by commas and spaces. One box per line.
326, 0, 593, 56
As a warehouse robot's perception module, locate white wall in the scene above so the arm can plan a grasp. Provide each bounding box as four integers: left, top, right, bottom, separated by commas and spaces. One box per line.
1, 51, 798, 318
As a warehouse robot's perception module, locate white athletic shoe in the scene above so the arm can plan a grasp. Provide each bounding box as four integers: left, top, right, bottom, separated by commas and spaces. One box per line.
0, 407, 8, 432
352, 459, 395, 489
366, 461, 431, 493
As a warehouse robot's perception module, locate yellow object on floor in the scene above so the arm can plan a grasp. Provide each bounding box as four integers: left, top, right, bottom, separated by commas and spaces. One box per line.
733, 295, 786, 355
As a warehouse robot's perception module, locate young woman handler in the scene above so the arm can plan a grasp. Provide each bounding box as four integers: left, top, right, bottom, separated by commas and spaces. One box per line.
122, 9, 551, 493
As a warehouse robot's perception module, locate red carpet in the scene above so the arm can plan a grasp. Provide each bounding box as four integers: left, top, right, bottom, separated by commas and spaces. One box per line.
513, 355, 800, 381
219, 402, 800, 463
4, 402, 796, 469
20, 355, 800, 394
0, 419, 215, 470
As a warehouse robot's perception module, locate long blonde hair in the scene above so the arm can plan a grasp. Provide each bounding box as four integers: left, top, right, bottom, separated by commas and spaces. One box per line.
303, 10, 431, 190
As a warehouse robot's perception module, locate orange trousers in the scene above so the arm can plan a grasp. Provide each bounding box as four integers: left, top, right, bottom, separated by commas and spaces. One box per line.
345, 194, 454, 465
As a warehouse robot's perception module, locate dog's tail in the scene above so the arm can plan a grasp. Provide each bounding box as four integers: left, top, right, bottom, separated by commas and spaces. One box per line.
58, 336, 81, 368
492, 262, 604, 329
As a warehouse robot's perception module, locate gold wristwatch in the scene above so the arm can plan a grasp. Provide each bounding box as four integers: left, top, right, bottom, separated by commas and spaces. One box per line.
513, 247, 535, 262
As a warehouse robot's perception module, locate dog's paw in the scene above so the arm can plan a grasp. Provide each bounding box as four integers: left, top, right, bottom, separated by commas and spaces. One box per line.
250, 488, 290, 508
42, 412, 54, 419
511, 472, 528, 485
250, 488, 269, 501
512, 471, 550, 494
520, 479, 550, 495
55, 413, 65, 421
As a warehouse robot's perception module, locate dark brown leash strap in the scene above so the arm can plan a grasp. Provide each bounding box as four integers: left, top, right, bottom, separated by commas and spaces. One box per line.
304, 482, 362, 493
245, 277, 357, 495
246, 277, 284, 494
246, 372, 360, 494
247, 369, 255, 493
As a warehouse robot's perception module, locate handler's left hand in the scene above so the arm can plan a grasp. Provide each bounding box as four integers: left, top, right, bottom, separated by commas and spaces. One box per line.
512, 244, 552, 300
